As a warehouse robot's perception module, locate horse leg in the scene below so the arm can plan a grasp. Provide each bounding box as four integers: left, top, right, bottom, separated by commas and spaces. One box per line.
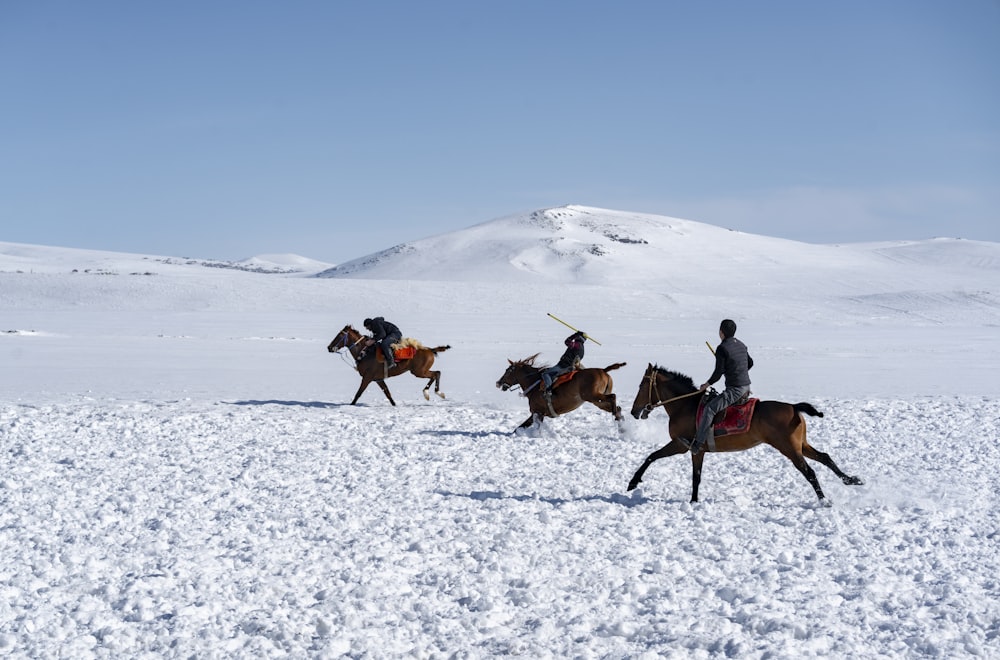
375, 379, 396, 406
515, 414, 536, 431
802, 443, 863, 486
350, 376, 373, 405
627, 439, 688, 491
421, 370, 444, 400
431, 370, 445, 398
690, 451, 706, 503
604, 392, 622, 421
775, 444, 826, 500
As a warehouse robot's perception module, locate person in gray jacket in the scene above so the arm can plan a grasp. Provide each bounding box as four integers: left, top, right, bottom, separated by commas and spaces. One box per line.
692, 319, 753, 453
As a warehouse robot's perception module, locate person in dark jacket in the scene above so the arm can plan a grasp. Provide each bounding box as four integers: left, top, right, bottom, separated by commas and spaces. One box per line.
540, 331, 587, 398
692, 319, 753, 452
363, 317, 403, 368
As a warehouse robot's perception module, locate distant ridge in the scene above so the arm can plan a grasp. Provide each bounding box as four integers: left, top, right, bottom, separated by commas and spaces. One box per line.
315, 205, 819, 283
315, 204, 1000, 287
0, 242, 332, 276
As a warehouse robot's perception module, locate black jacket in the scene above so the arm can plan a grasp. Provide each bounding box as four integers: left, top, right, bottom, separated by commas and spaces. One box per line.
557, 332, 586, 369
367, 317, 401, 341
708, 337, 753, 388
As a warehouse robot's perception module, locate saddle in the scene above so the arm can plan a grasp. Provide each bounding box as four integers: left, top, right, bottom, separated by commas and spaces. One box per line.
551, 370, 579, 389
697, 395, 759, 437
373, 339, 419, 362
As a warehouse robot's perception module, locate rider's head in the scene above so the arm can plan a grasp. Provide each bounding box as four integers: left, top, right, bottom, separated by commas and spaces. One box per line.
720, 319, 737, 339
363, 318, 373, 329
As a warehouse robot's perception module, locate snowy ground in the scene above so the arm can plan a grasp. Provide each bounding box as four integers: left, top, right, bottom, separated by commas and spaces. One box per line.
2, 236, 1000, 657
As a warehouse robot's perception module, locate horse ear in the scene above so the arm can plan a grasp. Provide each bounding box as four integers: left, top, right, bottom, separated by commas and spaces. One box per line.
508, 359, 514, 365
647, 362, 653, 369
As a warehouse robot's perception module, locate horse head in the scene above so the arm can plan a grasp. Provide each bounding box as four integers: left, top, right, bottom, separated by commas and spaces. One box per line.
327, 325, 360, 353
631, 364, 697, 419
631, 364, 659, 419
495, 355, 542, 391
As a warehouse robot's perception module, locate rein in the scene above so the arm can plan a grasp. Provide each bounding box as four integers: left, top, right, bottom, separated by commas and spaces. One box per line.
332, 332, 369, 371
643, 373, 702, 413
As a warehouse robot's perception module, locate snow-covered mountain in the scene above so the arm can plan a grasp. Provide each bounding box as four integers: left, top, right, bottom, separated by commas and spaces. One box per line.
0, 241, 332, 276
315, 204, 1000, 290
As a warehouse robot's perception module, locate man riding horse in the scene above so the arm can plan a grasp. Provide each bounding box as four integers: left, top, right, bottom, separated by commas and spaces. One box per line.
540, 331, 587, 401
363, 316, 402, 368
693, 319, 753, 453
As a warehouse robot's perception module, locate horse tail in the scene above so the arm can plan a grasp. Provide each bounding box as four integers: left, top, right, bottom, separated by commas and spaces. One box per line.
793, 402, 824, 418
429, 345, 452, 354
603, 362, 627, 373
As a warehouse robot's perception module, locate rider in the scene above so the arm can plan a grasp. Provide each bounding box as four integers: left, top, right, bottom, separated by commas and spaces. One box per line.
540, 331, 587, 399
363, 316, 403, 368
692, 319, 753, 453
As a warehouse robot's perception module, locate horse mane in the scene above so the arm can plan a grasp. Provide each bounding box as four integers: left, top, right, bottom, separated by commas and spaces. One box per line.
652, 365, 698, 393
515, 353, 551, 370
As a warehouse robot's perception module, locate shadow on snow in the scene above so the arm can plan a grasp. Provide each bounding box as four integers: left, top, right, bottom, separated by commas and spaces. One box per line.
435, 489, 649, 508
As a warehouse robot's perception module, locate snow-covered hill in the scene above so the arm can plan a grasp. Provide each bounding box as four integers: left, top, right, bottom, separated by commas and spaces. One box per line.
0, 241, 332, 276
316, 204, 999, 289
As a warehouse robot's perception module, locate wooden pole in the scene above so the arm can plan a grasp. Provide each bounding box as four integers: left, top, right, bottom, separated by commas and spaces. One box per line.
547, 313, 602, 345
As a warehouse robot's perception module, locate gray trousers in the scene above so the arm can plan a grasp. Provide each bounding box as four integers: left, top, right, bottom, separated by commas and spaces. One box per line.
695, 385, 751, 449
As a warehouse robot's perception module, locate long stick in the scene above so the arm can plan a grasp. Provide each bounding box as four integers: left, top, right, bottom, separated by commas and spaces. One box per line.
547, 313, 602, 345
706, 341, 716, 355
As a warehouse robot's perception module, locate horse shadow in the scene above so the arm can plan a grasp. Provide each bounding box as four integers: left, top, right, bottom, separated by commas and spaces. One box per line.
435, 489, 650, 508
226, 400, 345, 409
418, 430, 503, 440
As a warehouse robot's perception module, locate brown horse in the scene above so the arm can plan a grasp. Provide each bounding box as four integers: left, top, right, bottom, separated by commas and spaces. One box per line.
327, 325, 451, 406
495, 354, 626, 430
627, 364, 862, 502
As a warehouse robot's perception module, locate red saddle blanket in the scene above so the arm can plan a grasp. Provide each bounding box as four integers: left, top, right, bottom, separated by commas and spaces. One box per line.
697, 397, 759, 437
375, 346, 416, 362
394, 346, 416, 361
551, 371, 578, 389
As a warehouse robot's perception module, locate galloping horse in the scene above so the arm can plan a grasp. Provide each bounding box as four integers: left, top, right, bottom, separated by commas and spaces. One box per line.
627, 364, 862, 502
327, 325, 451, 405
495, 354, 626, 431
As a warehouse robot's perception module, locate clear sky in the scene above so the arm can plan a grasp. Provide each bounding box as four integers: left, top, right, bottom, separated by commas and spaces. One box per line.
2, 1, 998, 264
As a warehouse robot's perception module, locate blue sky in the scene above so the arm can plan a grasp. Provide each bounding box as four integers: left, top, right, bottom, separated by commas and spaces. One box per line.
2, 1, 997, 264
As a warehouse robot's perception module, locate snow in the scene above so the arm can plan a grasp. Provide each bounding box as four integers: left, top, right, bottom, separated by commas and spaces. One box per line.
2, 206, 1000, 657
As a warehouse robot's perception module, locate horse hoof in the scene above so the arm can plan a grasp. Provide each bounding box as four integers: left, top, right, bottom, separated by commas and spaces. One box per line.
845, 476, 863, 486
627, 479, 640, 491
423, 390, 430, 401
437, 391, 446, 399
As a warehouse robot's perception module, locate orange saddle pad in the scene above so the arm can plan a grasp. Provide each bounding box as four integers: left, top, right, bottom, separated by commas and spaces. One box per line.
552, 370, 579, 389
394, 346, 416, 361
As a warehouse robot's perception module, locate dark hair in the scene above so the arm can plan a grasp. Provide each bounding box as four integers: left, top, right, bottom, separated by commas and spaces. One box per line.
720, 319, 737, 338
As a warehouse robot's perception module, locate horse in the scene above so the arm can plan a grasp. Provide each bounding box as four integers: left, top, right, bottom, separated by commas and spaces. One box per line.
495, 354, 626, 430
327, 325, 451, 406
626, 364, 863, 503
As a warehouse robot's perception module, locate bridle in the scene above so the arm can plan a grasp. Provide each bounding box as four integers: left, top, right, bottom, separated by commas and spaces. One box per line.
331, 330, 369, 369
641, 370, 703, 414
497, 362, 541, 395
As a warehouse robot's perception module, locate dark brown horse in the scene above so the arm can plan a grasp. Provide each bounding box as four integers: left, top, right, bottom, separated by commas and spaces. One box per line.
627, 364, 862, 502
495, 354, 626, 430
327, 325, 451, 405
